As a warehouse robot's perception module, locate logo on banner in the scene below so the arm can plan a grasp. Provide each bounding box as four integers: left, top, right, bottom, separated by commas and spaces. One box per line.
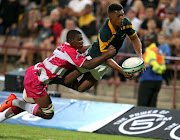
165, 123, 180, 139
114, 110, 172, 135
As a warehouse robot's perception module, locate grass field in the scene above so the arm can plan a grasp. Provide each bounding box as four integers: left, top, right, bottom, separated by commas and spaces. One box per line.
0, 123, 158, 140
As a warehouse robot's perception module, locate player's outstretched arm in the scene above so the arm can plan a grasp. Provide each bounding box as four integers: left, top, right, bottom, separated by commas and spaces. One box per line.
62, 46, 116, 85
81, 45, 116, 69
105, 58, 133, 79
130, 34, 146, 72
130, 34, 143, 58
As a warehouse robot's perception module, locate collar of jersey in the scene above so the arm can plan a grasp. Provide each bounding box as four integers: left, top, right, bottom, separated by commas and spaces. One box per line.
64, 42, 77, 50
108, 20, 116, 35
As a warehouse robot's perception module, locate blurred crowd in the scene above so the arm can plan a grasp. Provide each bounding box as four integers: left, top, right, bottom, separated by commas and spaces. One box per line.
0, 0, 180, 82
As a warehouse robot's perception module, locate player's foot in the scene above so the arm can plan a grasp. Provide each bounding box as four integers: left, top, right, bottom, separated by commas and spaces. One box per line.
0, 94, 17, 112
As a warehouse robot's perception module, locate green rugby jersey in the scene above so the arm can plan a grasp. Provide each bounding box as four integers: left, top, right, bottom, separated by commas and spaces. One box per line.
88, 17, 136, 58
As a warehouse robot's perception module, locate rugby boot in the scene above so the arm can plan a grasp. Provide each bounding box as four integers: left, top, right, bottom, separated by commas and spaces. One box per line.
0, 94, 17, 112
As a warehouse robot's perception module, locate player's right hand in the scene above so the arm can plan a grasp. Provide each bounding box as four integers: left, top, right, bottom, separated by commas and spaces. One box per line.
107, 45, 116, 57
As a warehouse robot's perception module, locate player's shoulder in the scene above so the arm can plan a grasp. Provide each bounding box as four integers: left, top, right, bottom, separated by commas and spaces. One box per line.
99, 19, 113, 36
57, 42, 75, 51
99, 19, 110, 32
123, 17, 132, 25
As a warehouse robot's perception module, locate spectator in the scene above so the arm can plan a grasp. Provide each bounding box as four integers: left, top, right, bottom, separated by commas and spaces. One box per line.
125, 7, 142, 33
119, 7, 142, 54
96, 0, 110, 30
17, 1, 40, 39
156, 0, 178, 21
0, 0, 20, 36
46, 0, 59, 15
142, 0, 159, 9
50, 8, 63, 46
16, 16, 54, 66
78, 1, 96, 40
138, 33, 166, 107
67, 0, 93, 18
157, 31, 171, 85
66, 0, 96, 40
141, 18, 158, 52
58, 17, 90, 46
57, 0, 70, 28
162, 7, 180, 56
158, 32, 171, 64
162, 7, 180, 40
139, 3, 162, 39
131, 0, 144, 17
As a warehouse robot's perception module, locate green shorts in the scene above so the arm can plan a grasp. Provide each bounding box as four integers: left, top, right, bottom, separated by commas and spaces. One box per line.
77, 64, 109, 81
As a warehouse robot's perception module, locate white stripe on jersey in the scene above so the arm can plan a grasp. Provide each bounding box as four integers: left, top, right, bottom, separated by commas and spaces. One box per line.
43, 58, 60, 74
53, 49, 76, 65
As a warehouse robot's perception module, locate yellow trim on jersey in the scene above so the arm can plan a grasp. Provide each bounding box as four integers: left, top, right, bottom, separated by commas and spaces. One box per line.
121, 25, 133, 30
129, 32, 136, 37
120, 24, 136, 37
98, 33, 115, 52
108, 20, 116, 35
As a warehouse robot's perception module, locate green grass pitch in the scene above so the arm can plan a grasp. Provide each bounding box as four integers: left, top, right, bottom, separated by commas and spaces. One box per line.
0, 123, 158, 140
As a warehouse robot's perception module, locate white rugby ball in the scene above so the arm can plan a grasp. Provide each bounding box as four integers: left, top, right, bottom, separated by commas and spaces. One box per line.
122, 57, 145, 74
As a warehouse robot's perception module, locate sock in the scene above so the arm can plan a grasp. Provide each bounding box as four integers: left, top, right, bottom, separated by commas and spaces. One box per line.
12, 99, 39, 115
11, 106, 19, 115
0, 108, 14, 122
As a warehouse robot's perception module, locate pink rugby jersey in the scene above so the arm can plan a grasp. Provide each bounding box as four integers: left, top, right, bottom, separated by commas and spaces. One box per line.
33, 42, 86, 83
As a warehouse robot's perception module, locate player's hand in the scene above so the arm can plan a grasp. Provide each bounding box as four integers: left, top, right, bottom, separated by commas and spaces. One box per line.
122, 71, 134, 80
139, 57, 146, 73
107, 45, 116, 57
141, 65, 146, 73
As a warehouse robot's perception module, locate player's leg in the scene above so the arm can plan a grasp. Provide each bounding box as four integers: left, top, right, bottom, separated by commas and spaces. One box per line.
71, 65, 108, 92
49, 69, 83, 86
0, 106, 23, 122
11, 89, 54, 119
0, 94, 24, 122
73, 72, 98, 92
63, 69, 82, 85
33, 94, 54, 119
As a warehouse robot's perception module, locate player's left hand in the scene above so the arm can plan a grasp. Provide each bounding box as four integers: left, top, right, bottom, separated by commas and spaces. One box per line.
123, 71, 134, 80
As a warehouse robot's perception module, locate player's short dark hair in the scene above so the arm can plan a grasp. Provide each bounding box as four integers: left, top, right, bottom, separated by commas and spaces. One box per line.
108, 3, 123, 14
66, 30, 81, 42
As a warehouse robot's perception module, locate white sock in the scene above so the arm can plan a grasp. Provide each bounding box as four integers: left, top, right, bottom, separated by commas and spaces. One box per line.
12, 99, 39, 115
0, 108, 15, 122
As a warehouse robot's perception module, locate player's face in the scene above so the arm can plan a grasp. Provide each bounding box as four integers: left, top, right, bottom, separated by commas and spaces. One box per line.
71, 34, 83, 49
110, 10, 124, 28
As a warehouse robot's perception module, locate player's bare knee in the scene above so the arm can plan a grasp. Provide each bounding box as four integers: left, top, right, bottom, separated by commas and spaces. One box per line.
42, 112, 54, 119
40, 103, 55, 119
77, 87, 86, 92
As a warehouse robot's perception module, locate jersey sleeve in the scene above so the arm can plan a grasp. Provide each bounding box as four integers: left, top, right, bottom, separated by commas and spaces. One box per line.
125, 18, 137, 38
65, 48, 87, 67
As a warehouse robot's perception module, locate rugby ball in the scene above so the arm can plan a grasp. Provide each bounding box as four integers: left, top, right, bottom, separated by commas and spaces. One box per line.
122, 57, 145, 74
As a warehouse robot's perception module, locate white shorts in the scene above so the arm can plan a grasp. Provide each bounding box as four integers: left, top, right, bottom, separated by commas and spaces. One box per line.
23, 89, 36, 103
77, 64, 109, 80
